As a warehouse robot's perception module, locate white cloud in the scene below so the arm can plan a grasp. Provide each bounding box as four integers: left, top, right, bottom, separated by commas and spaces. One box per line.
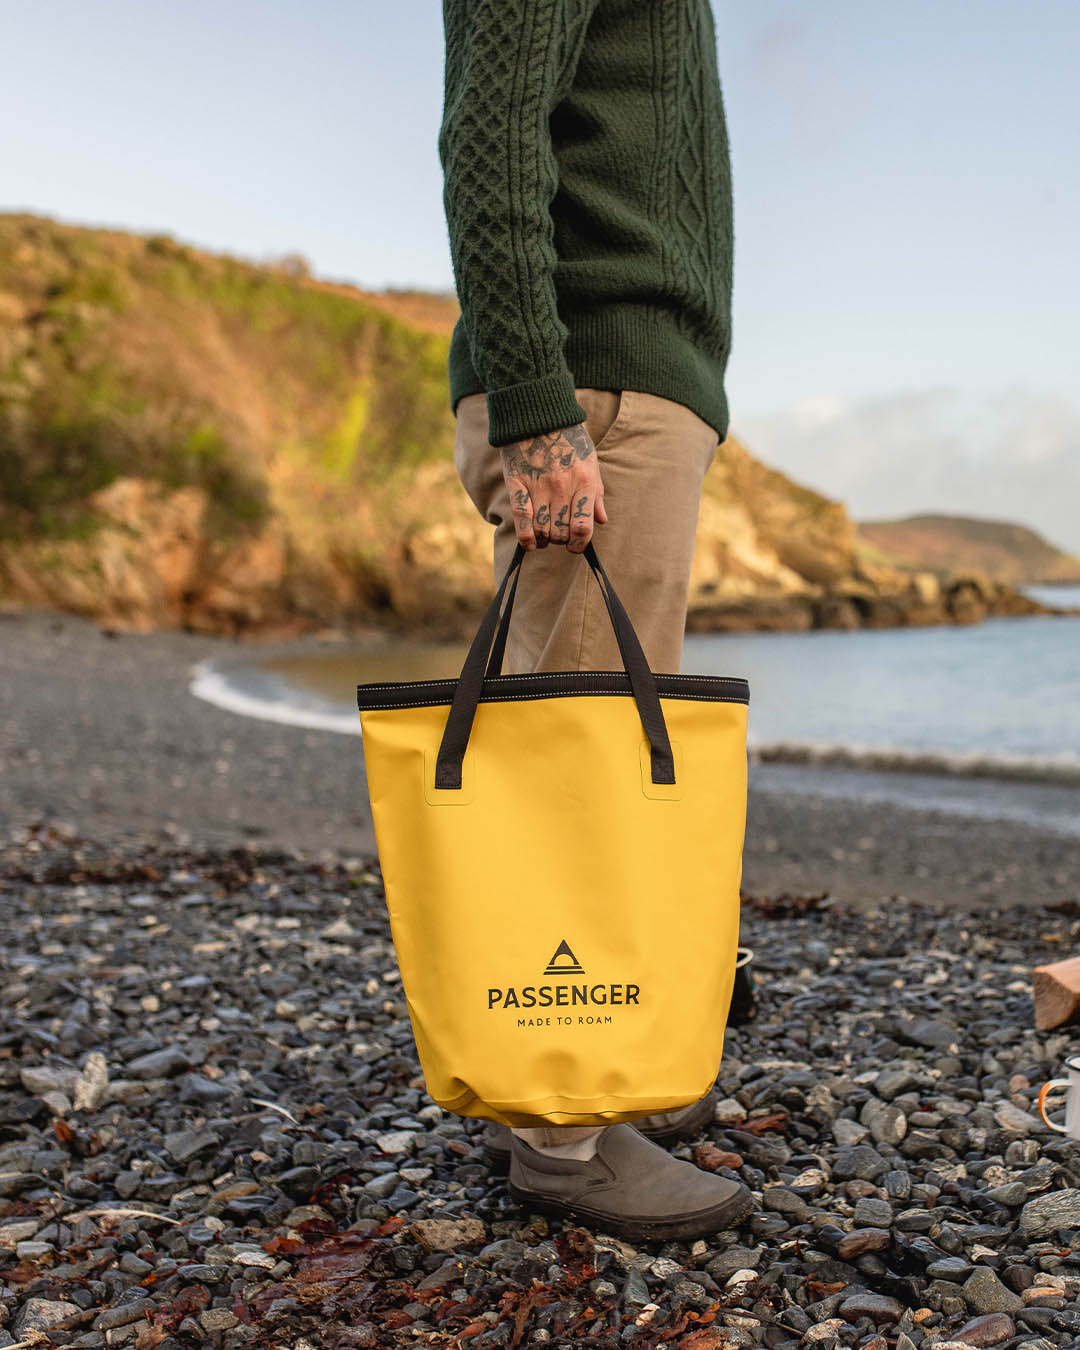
736, 386, 1080, 554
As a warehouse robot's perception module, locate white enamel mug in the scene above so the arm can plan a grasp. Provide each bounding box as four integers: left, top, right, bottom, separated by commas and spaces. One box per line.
1037, 1053, 1080, 1138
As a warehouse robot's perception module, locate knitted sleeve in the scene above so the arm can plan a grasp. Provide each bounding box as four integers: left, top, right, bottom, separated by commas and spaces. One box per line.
439, 0, 595, 447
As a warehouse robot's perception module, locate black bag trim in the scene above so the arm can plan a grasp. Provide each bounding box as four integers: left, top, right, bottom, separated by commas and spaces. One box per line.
356, 670, 749, 711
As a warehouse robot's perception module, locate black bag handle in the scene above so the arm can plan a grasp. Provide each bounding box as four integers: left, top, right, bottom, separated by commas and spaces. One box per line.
485, 540, 616, 680
436, 541, 676, 789
487, 542, 651, 704
484, 562, 521, 680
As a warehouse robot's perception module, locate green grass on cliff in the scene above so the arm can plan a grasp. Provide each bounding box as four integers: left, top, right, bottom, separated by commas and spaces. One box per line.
0, 213, 456, 543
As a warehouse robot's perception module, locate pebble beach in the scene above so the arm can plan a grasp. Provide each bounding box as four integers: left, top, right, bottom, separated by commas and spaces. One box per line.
1, 607, 1079, 1349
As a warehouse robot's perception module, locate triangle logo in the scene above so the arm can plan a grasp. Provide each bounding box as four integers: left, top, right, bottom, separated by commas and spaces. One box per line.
543, 939, 584, 976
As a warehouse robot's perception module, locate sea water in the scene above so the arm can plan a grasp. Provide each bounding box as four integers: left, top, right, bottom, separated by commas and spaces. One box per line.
190, 588, 1080, 833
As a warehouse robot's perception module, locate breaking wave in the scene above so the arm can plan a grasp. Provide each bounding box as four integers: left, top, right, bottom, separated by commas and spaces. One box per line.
191, 654, 1080, 789
749, 740, 1080, 786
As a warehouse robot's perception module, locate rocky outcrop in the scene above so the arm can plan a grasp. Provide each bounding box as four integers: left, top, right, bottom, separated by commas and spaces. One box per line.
685, 444, 1057, 633
4, 446, 1053, 640
0, 464, 495, 640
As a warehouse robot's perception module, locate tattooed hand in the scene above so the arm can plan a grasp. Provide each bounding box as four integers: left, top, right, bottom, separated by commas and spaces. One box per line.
499, 422, 607, 552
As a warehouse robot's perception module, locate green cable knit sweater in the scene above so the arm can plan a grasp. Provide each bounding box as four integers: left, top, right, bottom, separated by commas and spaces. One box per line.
438, 0, 734, 449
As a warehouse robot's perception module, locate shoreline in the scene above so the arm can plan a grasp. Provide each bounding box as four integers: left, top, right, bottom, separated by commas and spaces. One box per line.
3, 580, 1077, 648
193, 643, 1080, 792
3, 606, 1079, 908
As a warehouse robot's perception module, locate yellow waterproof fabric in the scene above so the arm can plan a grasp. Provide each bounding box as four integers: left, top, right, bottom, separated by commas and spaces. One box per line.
357, 687, 748, 1127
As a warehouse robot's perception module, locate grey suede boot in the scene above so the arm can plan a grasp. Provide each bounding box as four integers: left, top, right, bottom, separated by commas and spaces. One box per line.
481, 1091, 716, 1173
508, 1122, 753, 1241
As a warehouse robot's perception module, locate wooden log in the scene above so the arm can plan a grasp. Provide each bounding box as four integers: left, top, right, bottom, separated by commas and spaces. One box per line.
1033, 955, 1080, 1030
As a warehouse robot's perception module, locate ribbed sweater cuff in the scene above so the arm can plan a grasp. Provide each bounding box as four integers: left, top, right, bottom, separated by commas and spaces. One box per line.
485, 373, 587, 447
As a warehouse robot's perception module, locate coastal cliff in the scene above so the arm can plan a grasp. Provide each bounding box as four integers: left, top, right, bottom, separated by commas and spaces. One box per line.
859, 513, 1080, 586
687, 446, 1055, 633
0, 213, 1062, 638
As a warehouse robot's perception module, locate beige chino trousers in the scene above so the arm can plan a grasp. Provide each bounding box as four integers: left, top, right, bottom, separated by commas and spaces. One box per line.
452, 387, 719, 1151
453, 388, 719, 677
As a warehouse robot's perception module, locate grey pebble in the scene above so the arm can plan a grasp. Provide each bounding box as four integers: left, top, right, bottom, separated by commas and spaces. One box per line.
962, 1267, 1022, 1314
853, 1196, 893, 1227
125, 1046, 190, 1079
14, 1298, 82, 1335
1018, 1189, 1080, 1237
832, 1144, 888, 1181
838, 1292, 905, 1324
623, 1269, 650, 1306
926, 1256, 975, 1281
94, 1299, 154, 1331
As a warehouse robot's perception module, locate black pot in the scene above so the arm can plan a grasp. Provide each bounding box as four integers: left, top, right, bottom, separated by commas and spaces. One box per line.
728, 946, 756, 1025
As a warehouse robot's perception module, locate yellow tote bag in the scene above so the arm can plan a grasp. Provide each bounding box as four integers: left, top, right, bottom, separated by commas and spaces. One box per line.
356, 542, 749, 1128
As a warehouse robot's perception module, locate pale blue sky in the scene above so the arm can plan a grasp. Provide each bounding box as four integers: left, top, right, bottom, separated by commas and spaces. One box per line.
4, 1, 1079, 546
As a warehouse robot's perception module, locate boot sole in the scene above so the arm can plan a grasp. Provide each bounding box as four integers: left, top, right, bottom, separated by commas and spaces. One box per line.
481, 1093, 717, 1174
506, 1179, 754, 1243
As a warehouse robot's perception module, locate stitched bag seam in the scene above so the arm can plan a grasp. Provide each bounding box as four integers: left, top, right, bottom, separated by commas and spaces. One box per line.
358, 689, 749, 710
